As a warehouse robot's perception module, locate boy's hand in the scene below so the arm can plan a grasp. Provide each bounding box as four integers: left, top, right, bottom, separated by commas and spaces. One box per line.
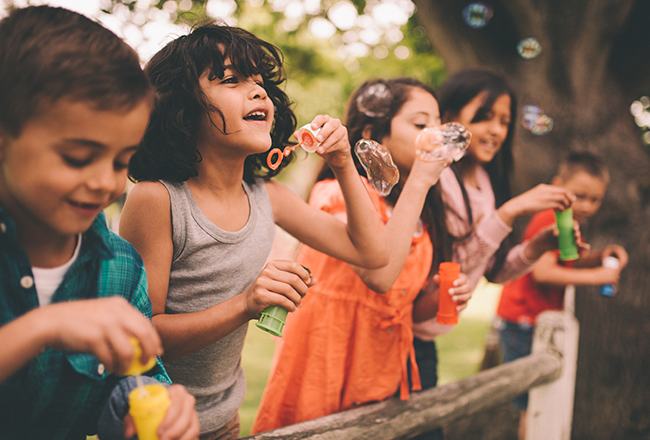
123, 384, 200, 440
243, 260, 315, 319
41, 297, 162, 375
525, 220, 590, 261
304, 115, 351, 170
593, 266, 622, 285
601, 244, 628, 268
433, 272, 473, 312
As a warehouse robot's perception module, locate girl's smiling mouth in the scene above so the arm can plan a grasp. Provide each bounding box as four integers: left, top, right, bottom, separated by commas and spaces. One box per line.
244, 109, 268, 121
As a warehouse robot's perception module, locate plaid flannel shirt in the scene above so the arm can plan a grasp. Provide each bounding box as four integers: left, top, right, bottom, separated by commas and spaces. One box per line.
0, 207, 170, 439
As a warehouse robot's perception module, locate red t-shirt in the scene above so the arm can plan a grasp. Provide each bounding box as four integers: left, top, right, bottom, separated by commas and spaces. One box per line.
496, 209, 565, 326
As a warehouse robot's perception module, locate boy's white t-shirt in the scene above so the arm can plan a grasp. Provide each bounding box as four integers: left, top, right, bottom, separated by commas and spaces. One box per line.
32, 235, 82, 306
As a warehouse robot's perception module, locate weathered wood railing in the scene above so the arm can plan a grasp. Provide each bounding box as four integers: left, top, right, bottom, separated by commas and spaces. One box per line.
242, 309, 579, 440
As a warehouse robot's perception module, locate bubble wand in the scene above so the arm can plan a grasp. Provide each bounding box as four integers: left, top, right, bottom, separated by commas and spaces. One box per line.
267, 124, 321, 170
125, 338, 170, 440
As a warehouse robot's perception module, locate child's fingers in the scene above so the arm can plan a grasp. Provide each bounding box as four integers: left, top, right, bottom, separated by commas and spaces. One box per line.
106, 334, 136, 375
158, 385, 200, 440
267, 260, 312, 286
260, 279, 306, 310
122, 413, 136, 439
317, 124, 347, 154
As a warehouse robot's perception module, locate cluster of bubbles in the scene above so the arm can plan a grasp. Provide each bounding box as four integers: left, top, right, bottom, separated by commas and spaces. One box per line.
461, 4, 542, 61
462, 3, 493, 29
356, 82, 393, 118
630, 96, 650, 145
521, 105, 553, 135
354, 139, 400, 196
353, 83, 400, 195
414, 123, 472, 162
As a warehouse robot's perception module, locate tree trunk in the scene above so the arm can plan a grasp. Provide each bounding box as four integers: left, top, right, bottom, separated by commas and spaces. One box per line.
412, 1, 650, 438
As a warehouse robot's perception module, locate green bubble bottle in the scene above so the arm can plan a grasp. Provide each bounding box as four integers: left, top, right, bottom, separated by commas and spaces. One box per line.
555, 209, 579, 261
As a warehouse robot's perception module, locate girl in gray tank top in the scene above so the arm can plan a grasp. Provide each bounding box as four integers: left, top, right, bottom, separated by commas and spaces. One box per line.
120, 22, 388, 438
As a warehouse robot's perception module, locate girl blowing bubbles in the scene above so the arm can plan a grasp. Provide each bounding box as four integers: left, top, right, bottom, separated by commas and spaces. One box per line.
119, 23, 387, 439
252, 78, 473, 433
410, 69, 577, 440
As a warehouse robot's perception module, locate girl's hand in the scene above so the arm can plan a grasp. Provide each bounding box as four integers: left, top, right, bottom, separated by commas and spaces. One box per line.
601, 244, 629, 268
305, 115, 351, 170
409, 154, 453, 189
498, 184, 576, 226
243, 260, 315, 319
123, 384, 200, 440
431, 272, 472, 312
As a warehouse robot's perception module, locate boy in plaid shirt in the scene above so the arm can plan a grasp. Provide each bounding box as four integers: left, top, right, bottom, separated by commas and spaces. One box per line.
0, 6, 198, 439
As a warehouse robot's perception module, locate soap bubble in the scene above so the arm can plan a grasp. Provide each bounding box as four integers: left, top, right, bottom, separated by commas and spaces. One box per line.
354, 139, 399, 196
517, 37, 541, 59
356, 82, 393, 118
462, 3, 493, 29
521, 105, 553, 135
530, 114, 554, 135
521, 105, 543, 131
415, 123, 472, 163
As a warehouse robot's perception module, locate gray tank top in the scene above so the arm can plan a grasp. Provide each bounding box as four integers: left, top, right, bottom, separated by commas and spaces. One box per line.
160, 178, 275, 434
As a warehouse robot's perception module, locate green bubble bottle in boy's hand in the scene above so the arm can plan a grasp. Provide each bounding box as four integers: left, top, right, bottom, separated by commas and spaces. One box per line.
555, 208, 579, 261
126, 338, 170, 440
256, 266, 311, 337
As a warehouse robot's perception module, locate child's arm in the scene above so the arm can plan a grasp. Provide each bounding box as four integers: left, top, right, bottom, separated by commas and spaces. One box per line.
574, 244, 629, 269
120, 182, 313, 361
348, 157, 450, 292
269, 115, 388, 270
531, 250, 622, 287
0, 297, 162, 383
412, 272, 472, 323
497, 184, 575, 226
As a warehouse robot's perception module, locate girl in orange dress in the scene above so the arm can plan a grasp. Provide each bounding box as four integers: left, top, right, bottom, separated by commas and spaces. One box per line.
252, 78, 473, 432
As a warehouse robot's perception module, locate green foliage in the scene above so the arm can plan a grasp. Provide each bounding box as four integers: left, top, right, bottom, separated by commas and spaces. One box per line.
97, 0, 447, 122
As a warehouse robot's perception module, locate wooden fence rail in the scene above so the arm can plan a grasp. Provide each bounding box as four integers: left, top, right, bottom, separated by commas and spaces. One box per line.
243, 310, 576, 440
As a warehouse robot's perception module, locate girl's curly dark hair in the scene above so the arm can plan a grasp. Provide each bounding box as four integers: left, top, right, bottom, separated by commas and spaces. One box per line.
129, 21, 297, 184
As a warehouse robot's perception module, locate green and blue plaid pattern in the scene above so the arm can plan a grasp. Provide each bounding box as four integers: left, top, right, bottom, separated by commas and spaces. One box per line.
0, 208, 170, 439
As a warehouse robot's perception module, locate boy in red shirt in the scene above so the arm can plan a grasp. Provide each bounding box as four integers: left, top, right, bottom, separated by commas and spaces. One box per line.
496, 152, 627, 440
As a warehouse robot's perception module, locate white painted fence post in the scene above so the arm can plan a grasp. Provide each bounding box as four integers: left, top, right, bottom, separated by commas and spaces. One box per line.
525, 300, 579, 440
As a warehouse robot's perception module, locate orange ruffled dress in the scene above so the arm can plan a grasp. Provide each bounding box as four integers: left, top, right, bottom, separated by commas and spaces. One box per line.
252, 179, 433, 433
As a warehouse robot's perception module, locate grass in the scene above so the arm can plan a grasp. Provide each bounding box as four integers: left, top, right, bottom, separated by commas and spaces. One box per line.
239, 278, 503, 436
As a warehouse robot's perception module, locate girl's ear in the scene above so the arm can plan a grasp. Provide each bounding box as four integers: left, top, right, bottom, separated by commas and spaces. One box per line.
361, 124, 373, 140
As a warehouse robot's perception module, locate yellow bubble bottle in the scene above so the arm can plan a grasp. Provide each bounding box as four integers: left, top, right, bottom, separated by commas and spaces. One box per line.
125, 338, 170, 440
128, 384, 171, 440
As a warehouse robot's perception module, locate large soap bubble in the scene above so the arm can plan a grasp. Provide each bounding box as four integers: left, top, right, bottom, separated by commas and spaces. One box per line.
462, 2, 493, 29
354, 139, 399, 196
414, 122, 472, 162
517, 37, 541, 59
356, 82, 393, 118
